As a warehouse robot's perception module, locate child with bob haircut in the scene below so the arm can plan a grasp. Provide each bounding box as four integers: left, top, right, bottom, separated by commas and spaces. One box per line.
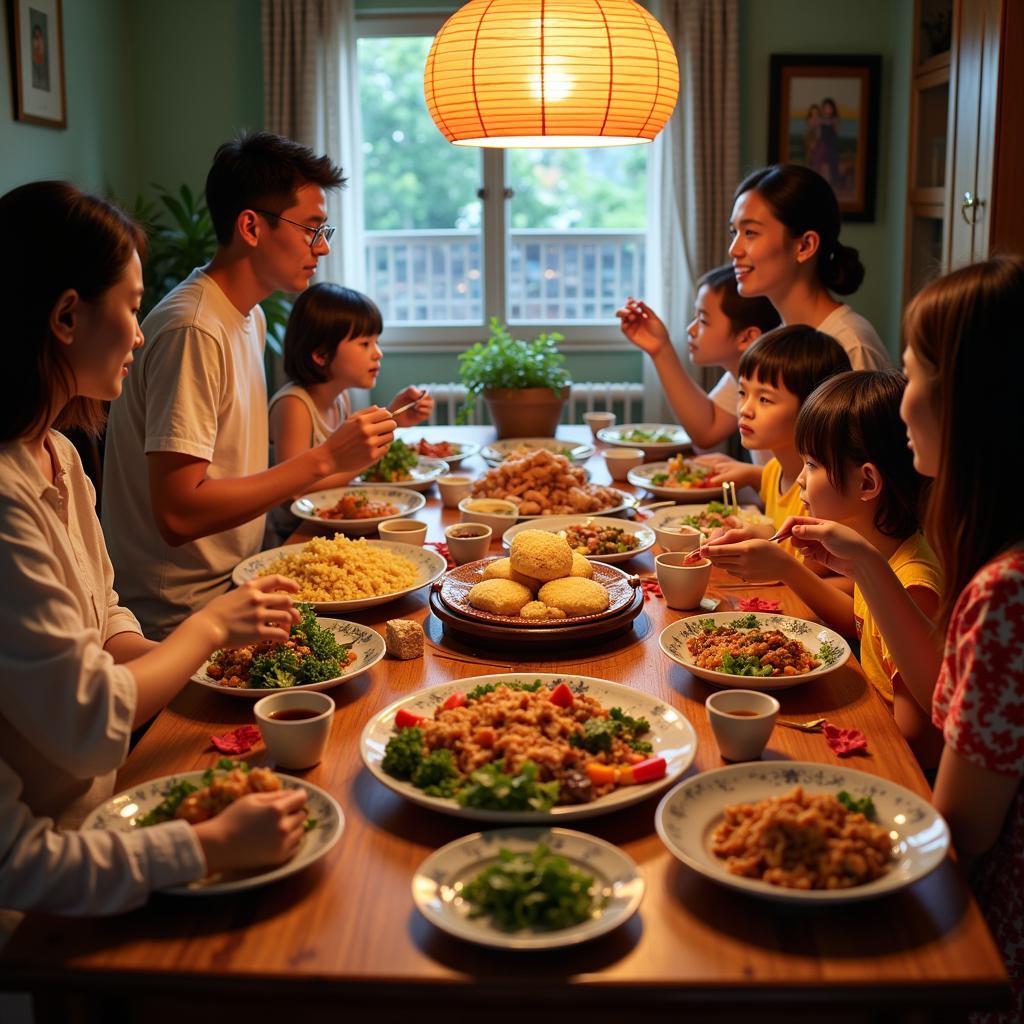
616, 265, 779, 449
704, 370, 943, 766
786, 256, 1024, 1021
267, 282, 433, 540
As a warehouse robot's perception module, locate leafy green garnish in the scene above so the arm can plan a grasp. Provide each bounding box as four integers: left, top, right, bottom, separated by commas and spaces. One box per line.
837, 791, 877, 820
362, 437, 419, 482
461, 843, 603, 931
719, 652, 775, 677
697, 617, 718, 632
381, 727, 425, 779
411, 748, 460, 797
456, 760, 560, 812
466, 678, 544, 701
818, 640, 843, 666
732, 613, 760, 630
138, 759, 245, 827
651, 472, 668, 485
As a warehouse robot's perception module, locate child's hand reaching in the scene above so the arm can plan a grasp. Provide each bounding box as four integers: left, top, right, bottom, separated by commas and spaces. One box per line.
389, 386, 434, 427
616, 298, 671, 357
692, 454, 763, 490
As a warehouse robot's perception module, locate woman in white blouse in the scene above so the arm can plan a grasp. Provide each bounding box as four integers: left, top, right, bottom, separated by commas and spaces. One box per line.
0, 181, 308, 921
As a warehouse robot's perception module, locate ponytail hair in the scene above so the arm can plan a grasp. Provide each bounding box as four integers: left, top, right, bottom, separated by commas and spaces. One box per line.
734, 164, 864, 295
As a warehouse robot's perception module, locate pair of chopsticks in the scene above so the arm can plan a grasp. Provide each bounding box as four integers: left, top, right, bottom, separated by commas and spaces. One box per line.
391, 389, 427, 417
723, 479, 738, 512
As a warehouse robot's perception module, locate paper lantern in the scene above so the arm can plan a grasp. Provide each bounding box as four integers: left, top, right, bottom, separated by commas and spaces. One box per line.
424, 0, 679, 148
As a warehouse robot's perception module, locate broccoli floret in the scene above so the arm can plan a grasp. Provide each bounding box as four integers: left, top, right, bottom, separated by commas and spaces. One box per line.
382, 727, 425, 779
412, 749, 460, 796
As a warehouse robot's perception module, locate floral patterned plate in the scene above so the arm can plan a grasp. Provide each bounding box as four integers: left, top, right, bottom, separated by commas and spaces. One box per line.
659, 611, 851, 691
82, 771, 344, 895
656, 761, 950, 904
412, 827, 644, 949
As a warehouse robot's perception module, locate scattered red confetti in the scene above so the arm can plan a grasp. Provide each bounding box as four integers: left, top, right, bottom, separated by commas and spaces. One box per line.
738, 597, 782, 612
823, 722, 868, 757
426, 541, 455, 569
211, 725, 262, 755
640, 578, 663, 601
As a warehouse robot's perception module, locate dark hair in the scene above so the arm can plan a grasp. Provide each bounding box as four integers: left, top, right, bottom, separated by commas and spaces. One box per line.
903, 254, 1024, 627
205, 131, 346, 245
734, 164, 864, 295
696, 264, 780, 336
738, 324, 851, 403
796, 370, 925, 539
0, 181, 145, 442
821, 97, 838, 116
284, 283, 383, 386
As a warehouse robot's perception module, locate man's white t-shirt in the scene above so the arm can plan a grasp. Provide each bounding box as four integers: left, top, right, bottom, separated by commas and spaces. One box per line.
102, 269, 268, 638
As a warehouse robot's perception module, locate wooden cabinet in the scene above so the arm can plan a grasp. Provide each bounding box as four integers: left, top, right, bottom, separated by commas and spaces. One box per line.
903, 0, 1024, 306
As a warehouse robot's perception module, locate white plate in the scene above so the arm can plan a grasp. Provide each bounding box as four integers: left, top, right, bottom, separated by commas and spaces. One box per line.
191, 618, 386, 698
481, 437, 594, 464
646, 503, 773, 536
627, 461, 724, 501
655, 762, 949, 904
355, 456, 449, 491
512, 487, 638, 521
659, 611, 851, 691
398, 437, 481, 466
291, 486, 426, 535
501, 515, 656, 564
233, 539, 447, 613
413, 827, 644, 949
596, 423, 690, 456
361, 673, 698, 822
83, 771, 344, 895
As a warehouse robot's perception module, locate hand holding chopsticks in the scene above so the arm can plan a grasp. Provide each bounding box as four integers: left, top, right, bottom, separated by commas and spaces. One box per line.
389, 387, 433, 425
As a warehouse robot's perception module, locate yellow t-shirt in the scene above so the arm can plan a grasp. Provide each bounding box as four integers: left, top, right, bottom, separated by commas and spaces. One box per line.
758, 457, 804, 558
853, 532, 942, 702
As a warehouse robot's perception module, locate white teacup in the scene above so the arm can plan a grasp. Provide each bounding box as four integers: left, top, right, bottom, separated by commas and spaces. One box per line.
652, 522, 702, 553
655, 552, 711, 609
706, 689, 780, 761
378, 518, 427, 545
437, 474, 474, 509
603, 447, 644, 482
445, 522, 492, 564
584, 410, 616, 437
254, 691, 334, 770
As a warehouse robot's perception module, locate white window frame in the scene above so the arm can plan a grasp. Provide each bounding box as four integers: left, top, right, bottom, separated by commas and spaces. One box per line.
356, 13, 642, 353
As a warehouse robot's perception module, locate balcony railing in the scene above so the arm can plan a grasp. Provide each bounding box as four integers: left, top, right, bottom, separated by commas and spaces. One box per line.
364, 228, 645, 325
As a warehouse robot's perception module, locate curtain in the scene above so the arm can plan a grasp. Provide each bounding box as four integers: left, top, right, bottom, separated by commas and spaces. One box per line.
645, 0, 739, 421
262, 0, 367, 400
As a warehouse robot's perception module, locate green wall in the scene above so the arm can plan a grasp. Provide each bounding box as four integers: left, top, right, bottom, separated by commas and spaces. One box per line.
738, 0, 913, 352
0, 0, 137, 197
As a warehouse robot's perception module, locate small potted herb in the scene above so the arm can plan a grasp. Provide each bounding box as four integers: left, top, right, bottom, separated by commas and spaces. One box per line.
458, 317, 571, 437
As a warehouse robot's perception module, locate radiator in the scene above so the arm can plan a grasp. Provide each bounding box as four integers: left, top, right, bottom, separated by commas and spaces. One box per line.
416, 382, 647, 426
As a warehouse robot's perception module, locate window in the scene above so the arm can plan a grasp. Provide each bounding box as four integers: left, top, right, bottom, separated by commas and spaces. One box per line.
357, 16, 648, 349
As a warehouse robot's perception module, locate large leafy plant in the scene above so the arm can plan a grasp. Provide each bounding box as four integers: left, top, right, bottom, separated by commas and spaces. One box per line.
457, 317, 570, 422
131, 184, 292, 363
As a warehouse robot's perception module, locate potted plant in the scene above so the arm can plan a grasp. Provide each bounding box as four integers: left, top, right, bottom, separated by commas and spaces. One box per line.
458, 318, 571, 437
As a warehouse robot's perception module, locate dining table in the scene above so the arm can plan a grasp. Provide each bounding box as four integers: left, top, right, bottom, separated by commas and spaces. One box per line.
0, 425, 1010, 1024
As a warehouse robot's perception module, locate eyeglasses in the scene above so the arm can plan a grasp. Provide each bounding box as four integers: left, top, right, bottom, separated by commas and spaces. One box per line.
252, 208, 336, 249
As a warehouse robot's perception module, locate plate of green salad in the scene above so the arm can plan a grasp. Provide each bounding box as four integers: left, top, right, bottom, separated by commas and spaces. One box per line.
658, 611, 851, 691
355, 438, 449, 490
596, 423, 690, 457
360, 673, 698, 822
412, 827, 644, 948
191, 606, 386, 697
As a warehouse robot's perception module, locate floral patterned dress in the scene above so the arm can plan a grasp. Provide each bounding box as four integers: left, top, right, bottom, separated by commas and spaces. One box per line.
932, 549, 1024, 1023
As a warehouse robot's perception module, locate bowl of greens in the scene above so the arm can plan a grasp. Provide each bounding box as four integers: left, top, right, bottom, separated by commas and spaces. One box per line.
596, 423, 690, 459
356, 438, 449, 490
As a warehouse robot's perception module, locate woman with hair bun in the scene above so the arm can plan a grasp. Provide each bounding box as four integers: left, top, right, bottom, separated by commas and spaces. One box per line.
728, 163, 889, 370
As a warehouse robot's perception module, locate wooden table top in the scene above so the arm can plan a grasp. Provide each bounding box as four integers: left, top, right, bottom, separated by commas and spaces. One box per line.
2, 426, 1009, 1021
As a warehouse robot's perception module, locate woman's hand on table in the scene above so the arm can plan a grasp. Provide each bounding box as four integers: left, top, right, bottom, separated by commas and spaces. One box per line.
702, 529, 795, 582
320, 406, 397, 472
783, 516, 875, 578
197, 576, 301, 648
193, 788, 309, 873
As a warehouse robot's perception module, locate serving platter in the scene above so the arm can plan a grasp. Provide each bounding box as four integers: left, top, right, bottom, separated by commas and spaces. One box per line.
481, 437, 594, 465
233, 539, 447, 613
191, 618, 386, 698
361, 673, 698, 822
626, 461, 724, 502
502, 515, 656, 564
83, 772, 344, 895
596, 423, 690, 457
658, 611, 851, 691
412, 827, 644, 949
355, 456, 449, 491
655, 762, 949, 904
513, 487, 637, 520
291, 486, 426, 535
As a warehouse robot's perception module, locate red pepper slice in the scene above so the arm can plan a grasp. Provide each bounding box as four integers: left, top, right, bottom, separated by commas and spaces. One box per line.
442, 692, 467, 711
394, 708, 424, 729
623, 756, 667, 784
549, 683, 574, 708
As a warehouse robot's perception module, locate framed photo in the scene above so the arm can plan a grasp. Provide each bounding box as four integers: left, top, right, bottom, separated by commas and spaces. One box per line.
9, 0, 66, 128
768, 54, 881, 222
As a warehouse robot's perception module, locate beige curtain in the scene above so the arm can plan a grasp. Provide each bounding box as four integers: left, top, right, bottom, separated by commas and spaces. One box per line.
645, 0, 739, 417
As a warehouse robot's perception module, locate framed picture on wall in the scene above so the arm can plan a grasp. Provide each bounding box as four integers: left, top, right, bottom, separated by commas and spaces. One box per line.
9, 0, 67, 128
768, 54, 881, 222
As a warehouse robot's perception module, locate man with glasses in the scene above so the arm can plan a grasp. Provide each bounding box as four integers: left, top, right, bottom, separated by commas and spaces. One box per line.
103, 132, 397, 638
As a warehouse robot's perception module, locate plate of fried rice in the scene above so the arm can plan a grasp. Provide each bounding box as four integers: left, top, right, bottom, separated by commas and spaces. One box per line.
659, 611, 851, 691
655, 762, 949, 903
360, 673, 698, 822
233, 535, 447, 612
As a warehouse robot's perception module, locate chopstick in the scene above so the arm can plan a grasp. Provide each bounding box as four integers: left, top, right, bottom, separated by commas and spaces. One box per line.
390, 390, 427, 417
